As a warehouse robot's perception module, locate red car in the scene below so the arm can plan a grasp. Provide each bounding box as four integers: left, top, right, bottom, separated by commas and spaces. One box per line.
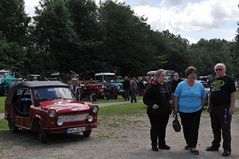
4, 81, 99, 143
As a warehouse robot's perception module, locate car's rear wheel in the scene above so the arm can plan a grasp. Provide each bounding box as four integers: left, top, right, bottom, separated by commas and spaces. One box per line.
8, 119, 19, 133
90, 94, 97, 101
111, 92, 118, 99
83, 129, 91, 137
104, 92, 110, 100
38, 120, 47, 143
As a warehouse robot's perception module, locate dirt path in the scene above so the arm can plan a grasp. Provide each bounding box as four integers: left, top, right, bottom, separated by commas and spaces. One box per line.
0, 110, 239, 159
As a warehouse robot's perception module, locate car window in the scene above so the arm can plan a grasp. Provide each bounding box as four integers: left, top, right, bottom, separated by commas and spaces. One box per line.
34, 87, 75, 101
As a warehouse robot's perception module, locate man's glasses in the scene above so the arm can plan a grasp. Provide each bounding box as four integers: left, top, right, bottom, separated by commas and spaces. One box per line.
215, 68, 223, 71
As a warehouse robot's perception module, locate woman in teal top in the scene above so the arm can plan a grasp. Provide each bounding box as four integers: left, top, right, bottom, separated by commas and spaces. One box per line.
174, 66, 206, 155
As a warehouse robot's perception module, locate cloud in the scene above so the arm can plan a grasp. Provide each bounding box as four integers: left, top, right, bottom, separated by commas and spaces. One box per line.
133, 0, 239, 33
160, 0, 186, 7
24, 0, 39, 16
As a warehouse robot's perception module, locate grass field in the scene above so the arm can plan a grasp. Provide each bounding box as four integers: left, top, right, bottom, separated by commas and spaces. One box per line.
0, 119, 7, 130
0, 97, 6, 113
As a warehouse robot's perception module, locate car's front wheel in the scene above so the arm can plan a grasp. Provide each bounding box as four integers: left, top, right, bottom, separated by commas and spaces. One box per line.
83, 129, 91, 137
8, 119, 19, 133
38, 121, 47, 143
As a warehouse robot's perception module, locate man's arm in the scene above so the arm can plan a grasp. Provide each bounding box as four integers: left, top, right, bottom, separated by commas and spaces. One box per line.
229, 92, 236, 115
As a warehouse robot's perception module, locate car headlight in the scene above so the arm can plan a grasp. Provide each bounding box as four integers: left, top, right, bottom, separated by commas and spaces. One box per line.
48, 109, 56, 118
87, 115, 93, 122
57, 117, 64, 126
92, 106, 99, 113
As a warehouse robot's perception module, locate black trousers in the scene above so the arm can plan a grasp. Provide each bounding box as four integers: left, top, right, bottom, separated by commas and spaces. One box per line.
179, 109, 202, 148
147, 111, 170, 147
210, 106, 231, 150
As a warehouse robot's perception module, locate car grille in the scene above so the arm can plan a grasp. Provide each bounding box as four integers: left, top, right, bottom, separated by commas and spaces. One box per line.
58, 113, 89, 122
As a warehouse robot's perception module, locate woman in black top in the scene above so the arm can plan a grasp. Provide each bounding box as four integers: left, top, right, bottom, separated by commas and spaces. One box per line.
143, 69, 172, 151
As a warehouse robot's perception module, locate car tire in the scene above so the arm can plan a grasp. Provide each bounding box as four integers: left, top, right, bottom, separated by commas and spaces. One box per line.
83, 129, 91, 137
90, 94, 97, 101
111, 92, 118, 99
104, 92, 110, 100
38, 121, 47, 143
8, 119, 19, 133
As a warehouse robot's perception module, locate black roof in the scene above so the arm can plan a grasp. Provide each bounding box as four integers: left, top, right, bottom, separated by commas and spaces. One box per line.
11, 81, 68, 88
5, 81, 69, 105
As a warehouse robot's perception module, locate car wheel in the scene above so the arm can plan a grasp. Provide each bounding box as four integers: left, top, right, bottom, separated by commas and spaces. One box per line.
111, 93, 118, 99
8, 119, 19, 133
38, 121, 47, 143
104, 92, 110, 100
90, 94, 97, 101
83, 129, 91, 137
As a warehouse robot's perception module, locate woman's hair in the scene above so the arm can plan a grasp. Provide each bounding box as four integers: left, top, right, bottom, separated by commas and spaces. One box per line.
185, 66, 197, 77
155, 69, 164, 78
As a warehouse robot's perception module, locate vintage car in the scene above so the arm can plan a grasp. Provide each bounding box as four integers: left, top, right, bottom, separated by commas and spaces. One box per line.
80, 82, 117, 101
4, 81, 99, 143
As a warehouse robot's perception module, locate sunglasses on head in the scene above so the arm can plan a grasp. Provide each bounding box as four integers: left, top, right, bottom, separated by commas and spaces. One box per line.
215, 68, 223, 71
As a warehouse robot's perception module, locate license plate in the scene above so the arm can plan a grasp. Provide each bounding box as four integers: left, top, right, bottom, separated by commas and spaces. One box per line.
66, 127, 86, 134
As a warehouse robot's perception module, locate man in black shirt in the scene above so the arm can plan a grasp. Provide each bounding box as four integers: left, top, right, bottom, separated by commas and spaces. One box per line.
206, 63, 236, 157
143, 69, 172, 151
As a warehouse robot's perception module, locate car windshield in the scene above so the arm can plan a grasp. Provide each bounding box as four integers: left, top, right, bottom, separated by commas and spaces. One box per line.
34, 87, 75, 101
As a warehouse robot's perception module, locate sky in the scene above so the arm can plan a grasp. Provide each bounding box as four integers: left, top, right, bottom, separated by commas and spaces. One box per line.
24, 0, 239, 43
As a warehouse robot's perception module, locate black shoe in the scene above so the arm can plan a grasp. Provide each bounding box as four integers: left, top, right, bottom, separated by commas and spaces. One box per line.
152, 146, 158, 151
222, 149, 231, 157
158, 144, 170, 150
184, 145, 189, 150
190, 148, 199, 155
206, 145, 219, 151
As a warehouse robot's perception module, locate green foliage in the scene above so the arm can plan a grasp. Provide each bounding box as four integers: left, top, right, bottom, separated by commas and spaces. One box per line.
0, 0, 30, 44
99, 0, 159, 76
0, 0, 30, 75
152, 30, 190, 73
187, 39, 235, 76
0, 34, 27, 73
33, 0, 79, 73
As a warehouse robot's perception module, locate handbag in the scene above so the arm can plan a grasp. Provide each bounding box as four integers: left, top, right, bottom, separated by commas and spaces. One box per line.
172, 114, 181, 132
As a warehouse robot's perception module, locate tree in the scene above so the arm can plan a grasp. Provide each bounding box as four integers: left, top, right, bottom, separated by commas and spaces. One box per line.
99, 0, 158, 76
0, 0, 30, 45
152, 30, 189, 74
187, 39, 234, 76
33, 0, 78, 73
0, 0, 30, 75
0, 33, 27, 73
67, 0, 104, 76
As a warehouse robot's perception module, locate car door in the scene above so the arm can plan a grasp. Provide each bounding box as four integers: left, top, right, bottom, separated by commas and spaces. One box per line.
14, 87, 33, 129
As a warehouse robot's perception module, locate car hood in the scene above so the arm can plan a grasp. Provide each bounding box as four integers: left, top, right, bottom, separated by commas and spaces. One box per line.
40, 100, 90, 113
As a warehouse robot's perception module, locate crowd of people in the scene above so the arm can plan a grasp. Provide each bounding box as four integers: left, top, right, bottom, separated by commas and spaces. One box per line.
143, 63, 236, 157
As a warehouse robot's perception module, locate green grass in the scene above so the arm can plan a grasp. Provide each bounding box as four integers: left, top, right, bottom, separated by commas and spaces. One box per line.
99, 102, 146, 119
0, 97, 6, 113
0, 119, 7, 130
92, 95, 143, 104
